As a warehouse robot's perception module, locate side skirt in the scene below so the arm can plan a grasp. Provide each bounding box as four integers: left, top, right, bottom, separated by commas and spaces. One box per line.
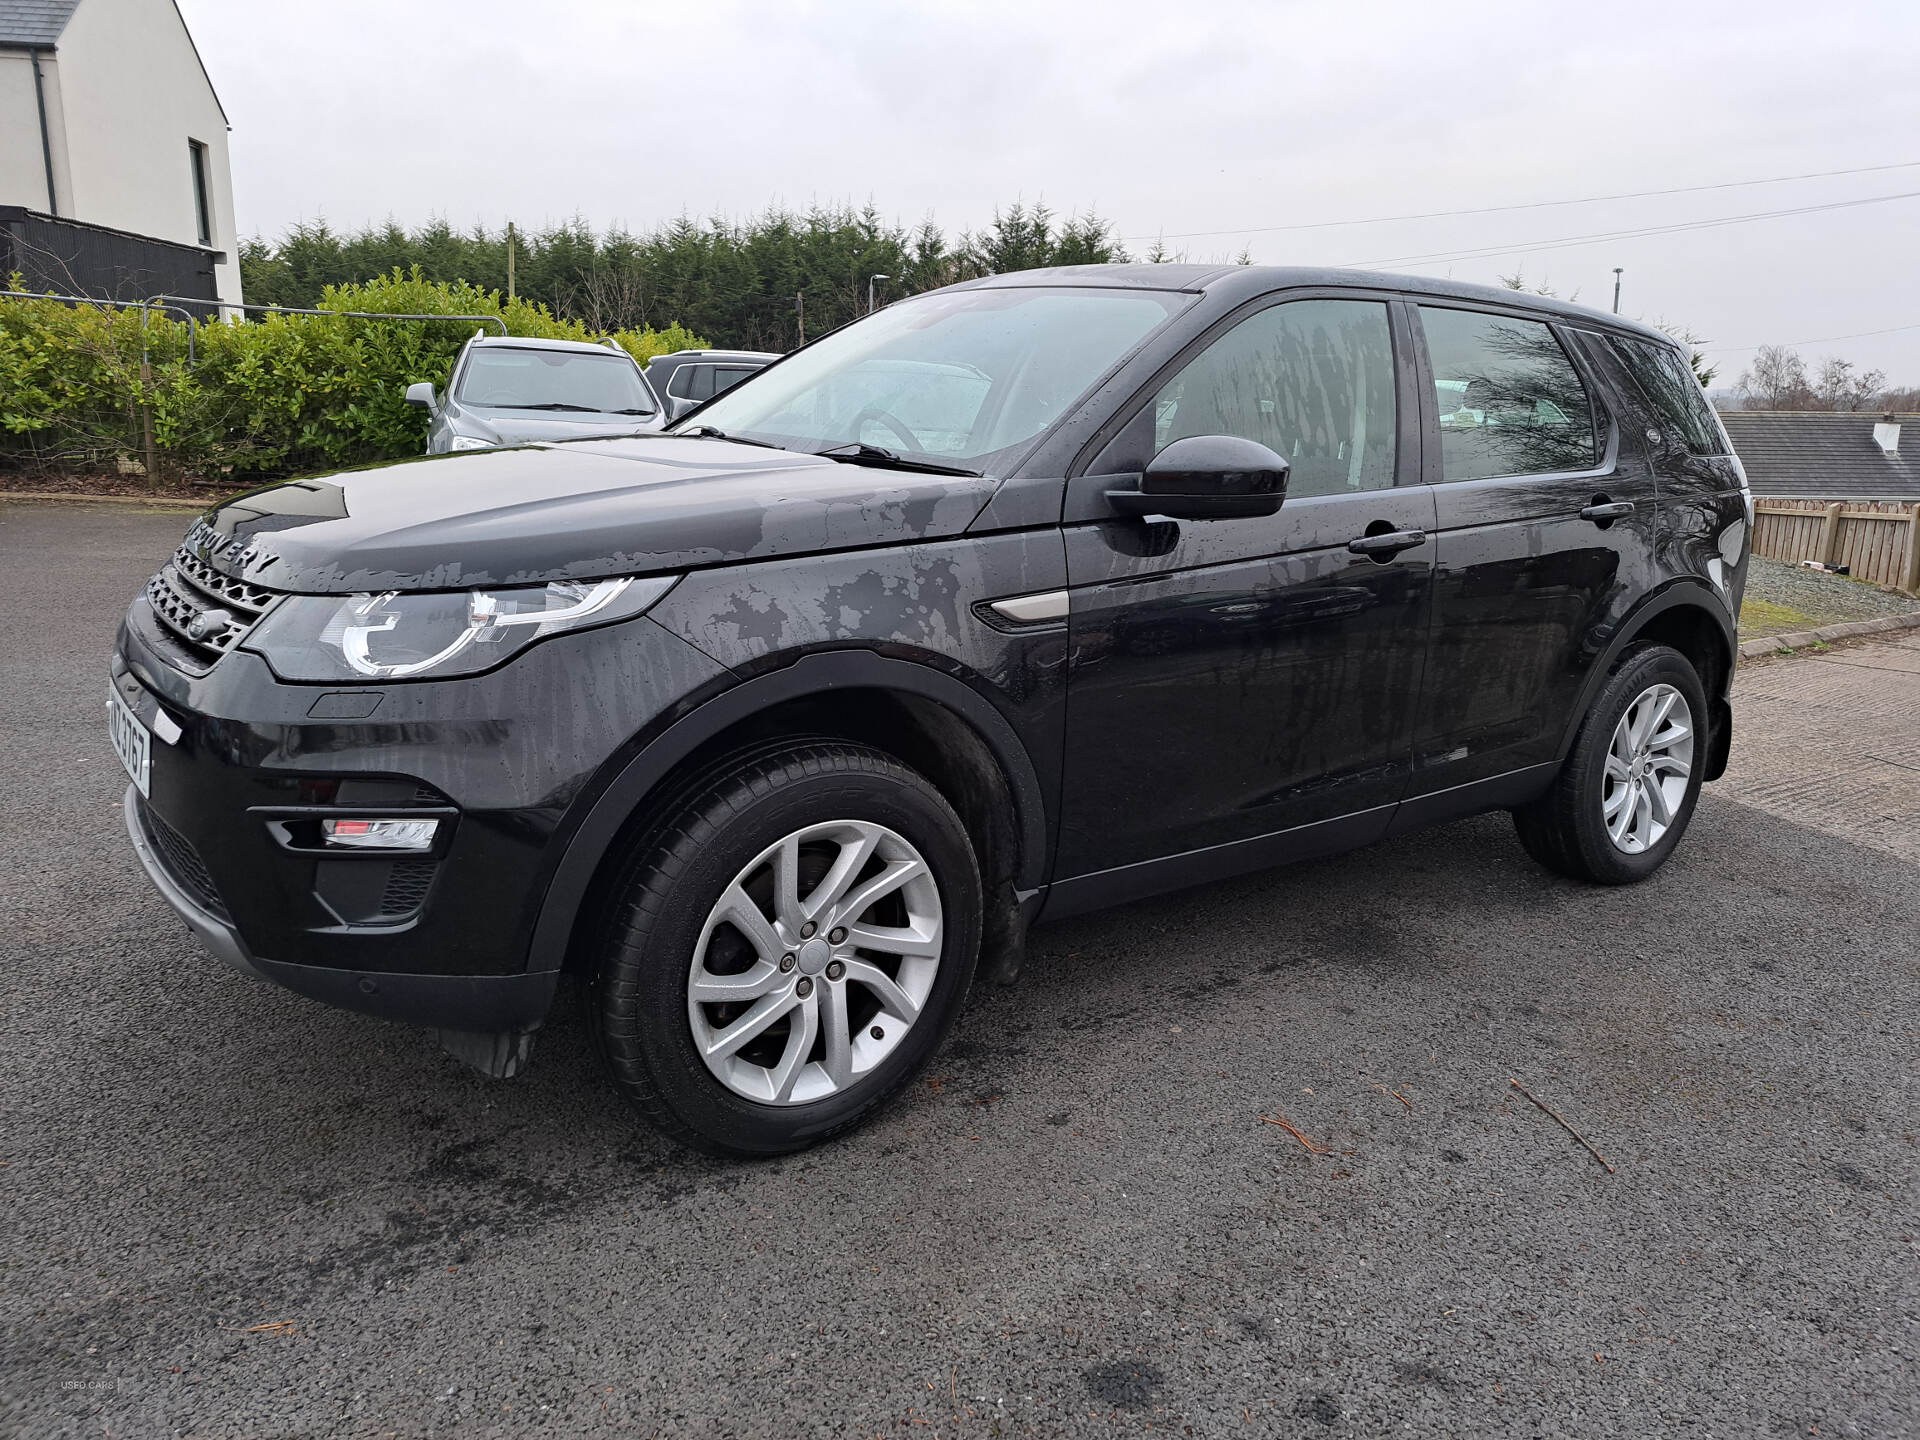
1035, 763, 1562, 925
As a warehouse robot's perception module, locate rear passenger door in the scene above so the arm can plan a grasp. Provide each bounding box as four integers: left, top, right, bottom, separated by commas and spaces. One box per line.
1407, 303, 1658, 797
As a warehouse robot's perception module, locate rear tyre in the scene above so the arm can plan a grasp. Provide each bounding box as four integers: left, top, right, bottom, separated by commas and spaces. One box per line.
1513, 643, 1708, 885
594, 741, 981, 1156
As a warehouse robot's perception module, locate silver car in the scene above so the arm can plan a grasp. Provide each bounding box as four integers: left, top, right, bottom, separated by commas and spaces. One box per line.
405, 335, 665, 453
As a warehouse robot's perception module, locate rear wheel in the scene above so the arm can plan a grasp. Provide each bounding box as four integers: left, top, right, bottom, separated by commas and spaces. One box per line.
1513, 643, 1707, 885
594, 741, 981, 1155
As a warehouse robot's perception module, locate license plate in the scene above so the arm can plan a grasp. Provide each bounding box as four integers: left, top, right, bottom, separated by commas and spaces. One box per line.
108, 688, 151, 798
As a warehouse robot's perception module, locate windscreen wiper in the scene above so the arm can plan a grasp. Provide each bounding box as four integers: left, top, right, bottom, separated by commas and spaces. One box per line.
812, 442, 980, 477
498, 402, 597, 412
680, 426, 787, 450
610, 408, 656, 416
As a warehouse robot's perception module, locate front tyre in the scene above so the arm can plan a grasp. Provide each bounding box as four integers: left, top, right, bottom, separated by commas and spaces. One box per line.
1513, 643, 1708, 885
594, 742, 981, 1156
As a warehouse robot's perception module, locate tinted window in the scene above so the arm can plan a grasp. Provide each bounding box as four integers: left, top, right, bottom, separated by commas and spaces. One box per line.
669, 365, 715, 402
457, 348, 655, 414
693, 286, 1184, 472
711, 366, 756, 395
1609, 335, 1725, 456
1419, 307, 1598, 481
1151, 299, 1398, 498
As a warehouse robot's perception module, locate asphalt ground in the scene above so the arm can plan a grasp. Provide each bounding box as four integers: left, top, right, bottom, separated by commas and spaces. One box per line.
3, 501, 1915, 1439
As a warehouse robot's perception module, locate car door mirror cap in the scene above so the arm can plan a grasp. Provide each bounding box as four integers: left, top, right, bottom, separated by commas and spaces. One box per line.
1107, 434, 1290, 521
666, 395, 701, 422
404, 382, 436, 409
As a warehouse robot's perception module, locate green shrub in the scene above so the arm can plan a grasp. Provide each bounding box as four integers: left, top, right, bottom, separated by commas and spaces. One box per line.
0, 269, 705, 481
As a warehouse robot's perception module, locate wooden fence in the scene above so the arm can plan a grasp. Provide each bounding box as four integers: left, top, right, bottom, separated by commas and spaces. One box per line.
1751, 498, 1920, 592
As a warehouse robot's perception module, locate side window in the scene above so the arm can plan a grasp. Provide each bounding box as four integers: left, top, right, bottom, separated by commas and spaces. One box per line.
1609, 335, 1726, 456
1418, 307, 1600, 481
669, 365, 714, 402
711, 366, 755, 396
1150, 299, 1397, 498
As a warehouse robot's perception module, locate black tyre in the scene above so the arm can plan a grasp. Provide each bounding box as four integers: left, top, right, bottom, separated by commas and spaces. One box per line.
1513, 643, 1708, 885
593, 741, 981, 1156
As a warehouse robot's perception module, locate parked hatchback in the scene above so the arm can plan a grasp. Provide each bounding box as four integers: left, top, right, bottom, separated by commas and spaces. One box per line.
405, 334, 664, 452
113, 265, 1750, 1155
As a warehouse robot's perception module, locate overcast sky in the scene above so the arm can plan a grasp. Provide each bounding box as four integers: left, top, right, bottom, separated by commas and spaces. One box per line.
179, 0, 1920, 385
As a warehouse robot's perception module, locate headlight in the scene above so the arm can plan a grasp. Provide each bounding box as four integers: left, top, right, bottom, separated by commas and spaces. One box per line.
448, 434, 494, 452
244, 575, 678, 682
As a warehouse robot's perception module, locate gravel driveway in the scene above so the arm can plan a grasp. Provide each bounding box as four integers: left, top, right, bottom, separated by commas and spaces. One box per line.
1739, 555, 1919, 637
3, 502, 1915, 1440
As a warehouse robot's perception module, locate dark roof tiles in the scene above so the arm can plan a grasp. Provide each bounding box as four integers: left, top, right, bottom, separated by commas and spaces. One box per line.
1720, 411, 1920, 501
0, 0, 80, 46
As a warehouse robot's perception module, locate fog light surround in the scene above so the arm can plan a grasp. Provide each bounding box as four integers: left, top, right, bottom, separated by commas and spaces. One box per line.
321, 817, 440, 852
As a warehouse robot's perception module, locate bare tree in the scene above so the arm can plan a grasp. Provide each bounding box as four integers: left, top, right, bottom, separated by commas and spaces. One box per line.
1813, 356, 1886, 412
1738, 345, 1813, 409
558, 260, 650, 334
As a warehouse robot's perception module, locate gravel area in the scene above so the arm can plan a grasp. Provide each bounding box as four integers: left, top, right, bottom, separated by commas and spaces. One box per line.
1739, 556, 1920, 637
5, 503, 1918, 1440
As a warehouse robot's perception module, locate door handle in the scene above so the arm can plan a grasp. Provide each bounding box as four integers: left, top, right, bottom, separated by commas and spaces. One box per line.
1346, 528, 1427, 558
1580, 500, 1635, 522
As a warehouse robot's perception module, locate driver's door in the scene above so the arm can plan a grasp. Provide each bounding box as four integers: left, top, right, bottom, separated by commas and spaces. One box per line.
1049, 295, 1435, 905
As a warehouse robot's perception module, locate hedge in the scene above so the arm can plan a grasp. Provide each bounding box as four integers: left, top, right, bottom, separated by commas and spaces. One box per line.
0, 269, 705, 482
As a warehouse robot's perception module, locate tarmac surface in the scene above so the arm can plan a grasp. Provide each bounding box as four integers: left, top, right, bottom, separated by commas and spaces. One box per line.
3, 501, 1915, 1439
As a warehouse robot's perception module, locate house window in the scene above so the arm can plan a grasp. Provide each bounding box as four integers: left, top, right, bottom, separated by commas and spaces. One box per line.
189, 140, 212, 245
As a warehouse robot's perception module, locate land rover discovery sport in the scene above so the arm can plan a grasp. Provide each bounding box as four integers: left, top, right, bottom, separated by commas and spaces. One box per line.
112, 265, 1751, 1155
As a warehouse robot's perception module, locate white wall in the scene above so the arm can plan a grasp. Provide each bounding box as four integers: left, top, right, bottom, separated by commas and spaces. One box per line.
0, 50, 64, 214
43, 0, 241, 303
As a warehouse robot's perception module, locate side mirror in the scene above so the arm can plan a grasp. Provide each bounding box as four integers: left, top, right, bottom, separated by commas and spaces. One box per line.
665, 394, 700, 423
404, 382, 436, 410
1107, 434, 1289, 521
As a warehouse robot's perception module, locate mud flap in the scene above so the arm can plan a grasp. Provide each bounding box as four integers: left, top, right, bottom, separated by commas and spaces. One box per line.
438, 1026, 538, 1079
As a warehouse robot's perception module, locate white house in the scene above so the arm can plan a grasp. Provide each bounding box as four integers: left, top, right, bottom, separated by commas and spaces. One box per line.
0, 0, 241, 305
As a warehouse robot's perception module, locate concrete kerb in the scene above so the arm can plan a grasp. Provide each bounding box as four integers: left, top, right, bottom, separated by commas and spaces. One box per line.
0, 491, 211, 511
1739, 609, 1920, 659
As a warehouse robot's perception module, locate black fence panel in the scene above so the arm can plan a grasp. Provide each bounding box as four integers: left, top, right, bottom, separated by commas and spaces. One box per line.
0, 207, 220, 304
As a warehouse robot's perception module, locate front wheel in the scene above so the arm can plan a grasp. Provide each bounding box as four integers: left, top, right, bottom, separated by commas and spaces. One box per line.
1513, 643, 1708, 885
594, 741, 981, 1155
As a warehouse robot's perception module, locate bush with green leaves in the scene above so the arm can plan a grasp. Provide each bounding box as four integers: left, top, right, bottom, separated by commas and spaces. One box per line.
0, 269, 705, 481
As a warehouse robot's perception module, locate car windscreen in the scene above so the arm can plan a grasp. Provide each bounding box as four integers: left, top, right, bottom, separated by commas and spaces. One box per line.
686, 287, 1188, 471
456, 348, 656, 414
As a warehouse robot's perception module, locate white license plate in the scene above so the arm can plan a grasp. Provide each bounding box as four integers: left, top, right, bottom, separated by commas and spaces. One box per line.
108, 688, 152, 798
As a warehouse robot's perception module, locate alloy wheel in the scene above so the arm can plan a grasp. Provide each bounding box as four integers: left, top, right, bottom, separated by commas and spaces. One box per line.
1601, 682, 1694, 855
686, 820, 943, 1105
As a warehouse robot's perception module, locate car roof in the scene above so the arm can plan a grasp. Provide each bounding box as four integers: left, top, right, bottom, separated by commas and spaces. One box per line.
468, 336, 640, 357
946, 263, 1675, 346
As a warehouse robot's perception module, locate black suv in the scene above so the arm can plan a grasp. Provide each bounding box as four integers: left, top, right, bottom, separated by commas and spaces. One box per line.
112, 265, 1750, 1155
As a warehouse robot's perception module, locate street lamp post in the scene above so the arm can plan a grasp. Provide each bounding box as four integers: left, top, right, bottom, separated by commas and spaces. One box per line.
1612, 268, 1623, 314
867, 274, 890, 315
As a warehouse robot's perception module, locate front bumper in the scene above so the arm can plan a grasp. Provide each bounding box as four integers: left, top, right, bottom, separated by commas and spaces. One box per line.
112, 590, 733, 1045
125, 783, 561, 1034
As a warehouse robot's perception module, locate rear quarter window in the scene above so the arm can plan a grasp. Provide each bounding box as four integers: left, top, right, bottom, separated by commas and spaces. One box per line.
1608, 336, 1727, 456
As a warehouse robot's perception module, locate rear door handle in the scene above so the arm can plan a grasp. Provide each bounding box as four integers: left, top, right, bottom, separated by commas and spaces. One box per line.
1347, 528, 1427, 557
1580, 501, 1635, 522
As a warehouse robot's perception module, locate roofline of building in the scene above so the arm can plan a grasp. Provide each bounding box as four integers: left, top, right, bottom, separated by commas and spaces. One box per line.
166, 0, 228, 128
0, 3, 228, 126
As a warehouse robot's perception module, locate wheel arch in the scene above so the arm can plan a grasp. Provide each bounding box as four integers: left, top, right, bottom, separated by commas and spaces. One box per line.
1556, 580, 1737, 781
528, 651, 1051, 976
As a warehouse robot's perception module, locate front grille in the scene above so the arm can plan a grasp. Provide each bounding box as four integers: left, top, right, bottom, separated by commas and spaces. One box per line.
142, 543, 279, 673
140, 800, 231, 923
